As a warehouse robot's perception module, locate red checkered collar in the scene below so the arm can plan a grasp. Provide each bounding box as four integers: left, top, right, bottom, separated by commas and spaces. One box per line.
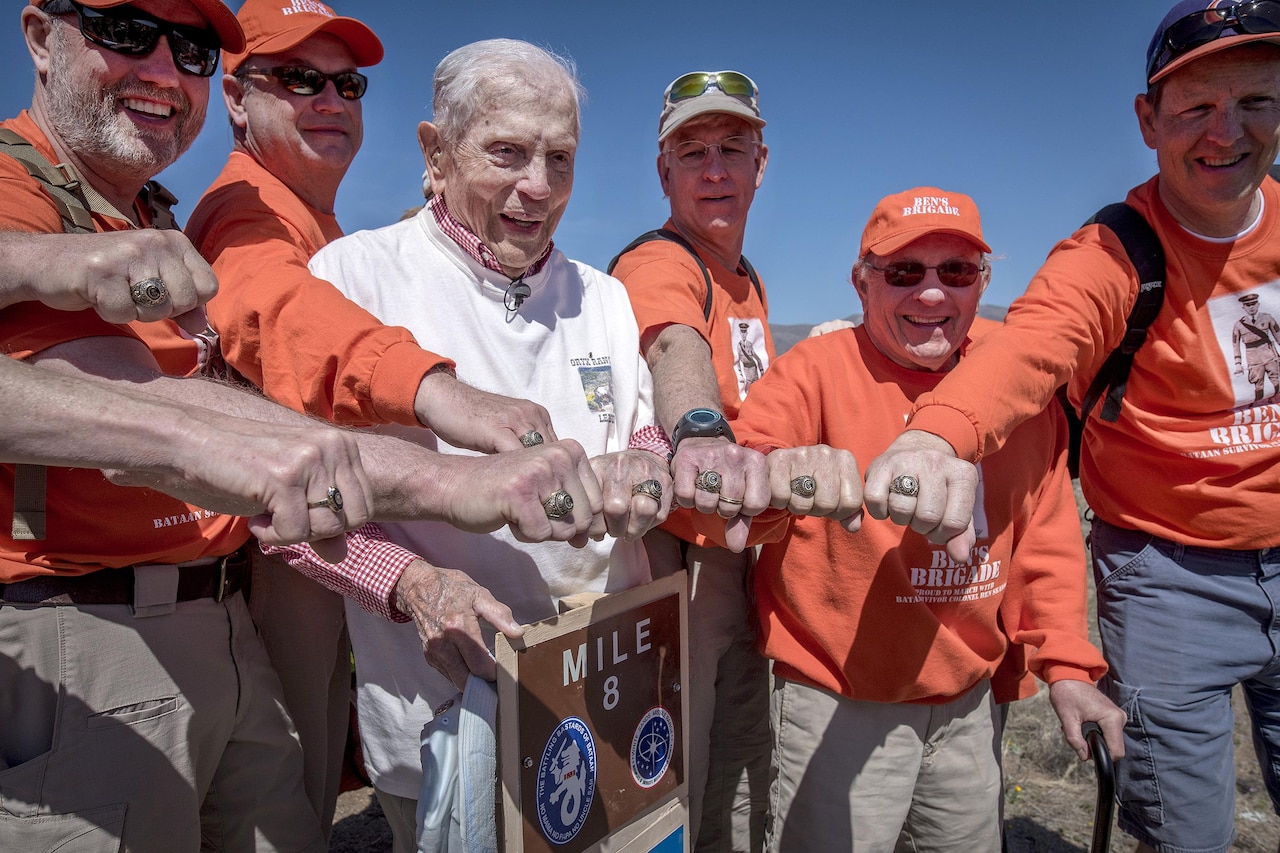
427, 194, 553, 278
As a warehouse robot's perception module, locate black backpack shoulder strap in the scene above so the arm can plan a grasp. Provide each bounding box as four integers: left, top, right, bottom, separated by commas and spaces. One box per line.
608, 228, 763, 322
1077, 202, 1166, 424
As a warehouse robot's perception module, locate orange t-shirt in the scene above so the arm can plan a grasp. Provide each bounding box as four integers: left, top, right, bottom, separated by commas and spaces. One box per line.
694, 324, 1103, 703
911, 176, 1280, 549
0, 112, 246, 581
611, 221, 775, 543
186, 151, 451, 426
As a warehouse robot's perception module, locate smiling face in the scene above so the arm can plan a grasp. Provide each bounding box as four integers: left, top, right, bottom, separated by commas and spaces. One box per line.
1137, 43, 1280, 236
854, 233, 988, 372
658, 113, 767, 264
227, 33, 361, 211
30, 0, 211, 195
421, 74, 578, 277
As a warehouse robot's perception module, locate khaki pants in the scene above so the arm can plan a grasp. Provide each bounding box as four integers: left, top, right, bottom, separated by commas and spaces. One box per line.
647, 529, 771, 852
248, 549, 351, 838
767, 677, 1001, 853
0, 591, 322, 853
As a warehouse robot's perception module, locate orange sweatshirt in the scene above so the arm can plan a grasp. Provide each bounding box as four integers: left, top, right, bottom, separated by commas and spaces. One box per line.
910, 176, 1280, 549
186, 151, 451, 425
697, 324, 1104, 703
612, 220, 775, 544
0, 113, 245, 581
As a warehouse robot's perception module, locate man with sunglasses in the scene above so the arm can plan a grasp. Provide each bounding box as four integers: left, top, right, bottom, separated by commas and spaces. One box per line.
691, 186, 1122, 852
865, 2, 1280, 850
609, 69, 773, 852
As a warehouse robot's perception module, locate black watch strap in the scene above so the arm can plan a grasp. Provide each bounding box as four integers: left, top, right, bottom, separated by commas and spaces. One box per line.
671, 408, 735, 449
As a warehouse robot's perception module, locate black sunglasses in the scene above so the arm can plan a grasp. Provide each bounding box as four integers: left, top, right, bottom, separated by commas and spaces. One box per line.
42, 0, 221, 78
239, 66, 368, 101
866, 259, 985, 288
1148, 1, 1280, 79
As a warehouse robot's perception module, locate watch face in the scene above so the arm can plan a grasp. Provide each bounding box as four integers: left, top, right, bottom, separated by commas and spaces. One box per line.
689, 409, 719, 425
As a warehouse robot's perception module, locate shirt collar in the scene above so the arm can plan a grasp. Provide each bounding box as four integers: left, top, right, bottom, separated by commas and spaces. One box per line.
427, 194, 553, 278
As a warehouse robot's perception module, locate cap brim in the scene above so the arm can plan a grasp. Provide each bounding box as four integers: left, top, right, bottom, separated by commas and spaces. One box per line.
225, 16, 383, 73
867, 227, 992, 257
658, 91, 765, 143
1150, 31, 1280, 83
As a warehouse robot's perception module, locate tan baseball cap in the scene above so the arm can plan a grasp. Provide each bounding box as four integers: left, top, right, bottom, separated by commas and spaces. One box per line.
657, 70, 765, 143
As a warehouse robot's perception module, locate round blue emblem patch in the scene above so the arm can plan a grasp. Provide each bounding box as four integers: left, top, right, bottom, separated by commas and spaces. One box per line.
630, 706, 674, 788
535, 716, 597, 844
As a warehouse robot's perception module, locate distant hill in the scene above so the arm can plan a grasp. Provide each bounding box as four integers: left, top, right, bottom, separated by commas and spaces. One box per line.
770, 304, 1009, 355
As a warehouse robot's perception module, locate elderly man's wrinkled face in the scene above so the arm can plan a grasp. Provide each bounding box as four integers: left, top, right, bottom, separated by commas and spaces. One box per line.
39, 0, 211, 181
854, 233, 987, 373
429, 77, 577, 277
1137, 44, 1280, 236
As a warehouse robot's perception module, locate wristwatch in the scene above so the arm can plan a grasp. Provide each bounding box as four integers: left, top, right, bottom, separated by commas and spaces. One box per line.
671, 408, 735, 449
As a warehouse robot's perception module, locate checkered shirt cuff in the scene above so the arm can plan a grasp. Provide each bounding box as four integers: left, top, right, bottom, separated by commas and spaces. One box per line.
628, 424, 674, 461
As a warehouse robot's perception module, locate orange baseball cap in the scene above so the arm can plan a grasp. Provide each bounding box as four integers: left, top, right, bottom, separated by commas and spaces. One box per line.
29, 0, 245, 53
223, 0, 383, 75
859, 187, 991, 257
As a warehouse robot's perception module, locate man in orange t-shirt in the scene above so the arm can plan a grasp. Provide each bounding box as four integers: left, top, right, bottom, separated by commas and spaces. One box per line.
610, 70, 773, 851
696, 187, 1123, 851
866, 4, 1280, 850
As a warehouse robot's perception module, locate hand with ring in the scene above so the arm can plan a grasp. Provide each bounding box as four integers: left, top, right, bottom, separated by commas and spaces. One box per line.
590, 450, 672, 540
765, 445, 863, 532
669, 433, 770, 552
863, 429, 979, 563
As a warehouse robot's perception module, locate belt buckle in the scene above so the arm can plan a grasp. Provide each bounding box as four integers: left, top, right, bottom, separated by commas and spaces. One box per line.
214, 554, 230, 603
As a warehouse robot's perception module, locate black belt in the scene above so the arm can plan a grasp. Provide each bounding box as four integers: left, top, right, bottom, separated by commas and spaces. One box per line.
0, 546, 250, 606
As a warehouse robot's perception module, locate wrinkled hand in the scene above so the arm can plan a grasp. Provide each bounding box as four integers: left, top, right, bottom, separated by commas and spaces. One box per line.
435, 439, 605, 546
671, 437, 769, 553
5, 230, 217, 335
589, 450, 672, 541
414, 370, 557, 453
394, 558, 523, 689
105, 412, 374, 562
807, 318, 855, 338
765, 445, 863, 532
1048, 679, 1127, 762
863, 429, 977, 563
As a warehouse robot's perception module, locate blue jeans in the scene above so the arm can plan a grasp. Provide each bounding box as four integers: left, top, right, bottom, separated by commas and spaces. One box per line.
1090, 518, 1280, 853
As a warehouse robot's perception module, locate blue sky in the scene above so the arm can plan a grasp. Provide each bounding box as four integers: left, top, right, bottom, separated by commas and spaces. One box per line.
0, 1, 1173, 324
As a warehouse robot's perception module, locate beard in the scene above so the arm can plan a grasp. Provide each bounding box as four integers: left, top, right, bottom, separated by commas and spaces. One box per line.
42, 28, 206, 180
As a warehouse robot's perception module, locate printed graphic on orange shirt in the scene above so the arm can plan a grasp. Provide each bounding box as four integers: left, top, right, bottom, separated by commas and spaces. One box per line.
897, 464, 1003, 605
729, 317, 768, 400
1210, 287, 1280, 407
572, 354, 615, 423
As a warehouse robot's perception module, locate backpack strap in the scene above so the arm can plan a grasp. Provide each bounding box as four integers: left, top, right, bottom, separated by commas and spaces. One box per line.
1077, 203, 1166, 424
0, 129, 179, 540
608, 228, 763, 322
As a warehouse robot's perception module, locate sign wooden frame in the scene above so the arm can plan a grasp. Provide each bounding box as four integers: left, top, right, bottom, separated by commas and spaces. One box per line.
496, 572, 689, 853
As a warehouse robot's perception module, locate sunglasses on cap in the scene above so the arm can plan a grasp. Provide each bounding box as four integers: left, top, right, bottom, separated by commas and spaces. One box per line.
1148, 0, 1280, 80
865, 259, 985, 288
239, 66, 368, 101
41, 0, 221, 77
663, 70, 759, 109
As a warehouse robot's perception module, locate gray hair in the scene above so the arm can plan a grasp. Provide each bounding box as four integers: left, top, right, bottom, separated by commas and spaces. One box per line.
432, 39, 585, 147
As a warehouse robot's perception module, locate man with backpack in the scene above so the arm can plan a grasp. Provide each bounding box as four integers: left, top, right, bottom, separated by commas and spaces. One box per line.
609, 70, 773, 851
865, 3, 1280, 850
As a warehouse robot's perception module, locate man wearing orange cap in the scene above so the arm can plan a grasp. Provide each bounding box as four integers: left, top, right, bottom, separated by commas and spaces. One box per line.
695, 187, 1122, 851
609, 71, 774, 852
866, 3, 1280, 850
0, 3, 609, 849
